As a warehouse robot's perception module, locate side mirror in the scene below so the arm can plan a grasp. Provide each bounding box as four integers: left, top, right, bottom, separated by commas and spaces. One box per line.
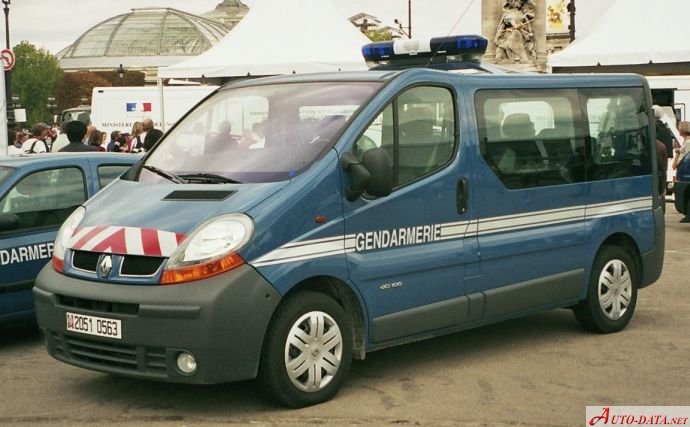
341, 148, 393, 201
0, 212, 20, 232
341, 152, 371, 201
361, 148, 393, 198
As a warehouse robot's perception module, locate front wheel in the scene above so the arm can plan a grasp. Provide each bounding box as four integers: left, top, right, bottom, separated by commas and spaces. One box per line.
258, 291, 353, 408
574, 246, 638, 333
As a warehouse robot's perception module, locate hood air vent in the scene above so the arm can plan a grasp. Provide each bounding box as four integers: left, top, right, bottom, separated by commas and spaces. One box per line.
163, 190, 236, 201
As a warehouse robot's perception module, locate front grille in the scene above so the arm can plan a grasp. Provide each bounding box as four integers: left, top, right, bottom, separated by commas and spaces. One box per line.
51, 332, 167, 376
71, 251, 165, 278
121, 255, 164, 276
57, 294, 139, 315
72, 251, 99, 272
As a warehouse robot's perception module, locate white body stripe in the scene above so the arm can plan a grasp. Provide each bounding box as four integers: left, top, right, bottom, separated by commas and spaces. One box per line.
69, 226, 97, 247
249, 197, 653, 268
124, 227, 144, 255
68, 225, 183, 257
252, 239, 347, 267
157, 231, 179, 257
79, 226, 121, 252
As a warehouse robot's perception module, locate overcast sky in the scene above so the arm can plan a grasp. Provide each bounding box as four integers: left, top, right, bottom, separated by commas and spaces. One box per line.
8, 0, 614, 55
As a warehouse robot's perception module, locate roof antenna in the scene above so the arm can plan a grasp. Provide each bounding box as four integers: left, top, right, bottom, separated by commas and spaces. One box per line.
425, 0, 477, 68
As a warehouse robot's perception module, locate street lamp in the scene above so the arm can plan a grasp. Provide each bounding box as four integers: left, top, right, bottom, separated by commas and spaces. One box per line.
2, 0, 10, 49
3, 0, 12, 127
46, 96, 57, 123
117, 63, 125, 85
394, 0, 412, 39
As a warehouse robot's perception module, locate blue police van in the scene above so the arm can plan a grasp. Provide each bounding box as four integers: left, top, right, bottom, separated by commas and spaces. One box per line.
33, 36, 664, 407
0, 153, 136, 324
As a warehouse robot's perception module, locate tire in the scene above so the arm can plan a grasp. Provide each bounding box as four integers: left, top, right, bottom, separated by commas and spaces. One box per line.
258, 291, 353, 408
574, 246, 638, 333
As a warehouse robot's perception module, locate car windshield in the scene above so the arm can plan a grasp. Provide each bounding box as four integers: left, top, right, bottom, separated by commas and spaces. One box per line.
142, 81, 382, 184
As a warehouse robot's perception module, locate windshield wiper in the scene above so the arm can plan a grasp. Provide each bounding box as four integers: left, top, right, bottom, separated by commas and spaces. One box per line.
178, 173, 242, 184
143, 165, 188, 184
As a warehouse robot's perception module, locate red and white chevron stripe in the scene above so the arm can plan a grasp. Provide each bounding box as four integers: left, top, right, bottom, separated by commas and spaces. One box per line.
68, 225, 186, 257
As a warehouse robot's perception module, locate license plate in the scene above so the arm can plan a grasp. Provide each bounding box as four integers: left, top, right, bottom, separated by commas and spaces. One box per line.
66, 312, 122, 339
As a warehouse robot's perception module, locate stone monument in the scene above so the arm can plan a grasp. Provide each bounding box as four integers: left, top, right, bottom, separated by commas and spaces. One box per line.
483, 0, 548, 72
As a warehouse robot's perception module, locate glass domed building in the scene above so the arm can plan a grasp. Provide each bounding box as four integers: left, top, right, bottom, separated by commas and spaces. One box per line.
57, 7, 232, 81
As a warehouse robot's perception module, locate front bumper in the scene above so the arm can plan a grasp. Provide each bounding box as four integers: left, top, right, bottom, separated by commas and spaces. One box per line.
33, 264, 281, 384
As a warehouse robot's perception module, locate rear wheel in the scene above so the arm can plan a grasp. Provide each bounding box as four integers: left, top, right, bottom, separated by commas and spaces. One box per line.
574, 246, 638, 333
258, 291, 352, 408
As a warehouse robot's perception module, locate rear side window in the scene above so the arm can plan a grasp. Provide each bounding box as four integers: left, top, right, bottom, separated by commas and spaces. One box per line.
0, 167, 86, 231
476, 87, 651, 189
98, 164, 132, 188
355, 86, 456, 187
582, 88, 652, 180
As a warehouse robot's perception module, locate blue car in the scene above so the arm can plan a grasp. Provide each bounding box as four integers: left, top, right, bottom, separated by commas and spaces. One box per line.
0, 153, 137, 324
674, 154, 690, 216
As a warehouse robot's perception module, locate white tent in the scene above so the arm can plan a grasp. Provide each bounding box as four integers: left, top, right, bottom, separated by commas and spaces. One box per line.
550, 0, 690, 69
158, 0, 371, 79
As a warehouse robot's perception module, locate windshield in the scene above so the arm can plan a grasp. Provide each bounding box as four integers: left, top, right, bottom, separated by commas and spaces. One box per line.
142, 81, 382, 183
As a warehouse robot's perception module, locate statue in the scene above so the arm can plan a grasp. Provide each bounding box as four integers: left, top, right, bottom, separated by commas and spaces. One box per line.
494, 0, 537, 64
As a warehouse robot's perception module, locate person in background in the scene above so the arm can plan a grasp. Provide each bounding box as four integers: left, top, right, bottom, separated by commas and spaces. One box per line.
140, 118, 153, 146
84, 125, 97, 144
653, 105, 676, 159
107, 130, 122, 152
7, 129, 23, 155
128, 122, 144, 153
21, 122, 51, 154
87, 130, 105, 151
100, 131, 108, 151
143, 128, 163, 152
673, 121, 690, 223
51, 122, 71, 152
118, 133, 129, 151
58, 121, 99, 152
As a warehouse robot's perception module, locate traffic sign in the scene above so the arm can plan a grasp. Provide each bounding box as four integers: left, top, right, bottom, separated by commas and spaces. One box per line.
2, 49, 15, 71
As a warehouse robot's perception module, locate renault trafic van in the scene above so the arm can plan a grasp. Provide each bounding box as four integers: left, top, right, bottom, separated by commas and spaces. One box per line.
33, 35, 664, 408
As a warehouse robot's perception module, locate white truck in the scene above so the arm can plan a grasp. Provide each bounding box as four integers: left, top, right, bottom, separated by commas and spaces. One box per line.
89, 85, 217, 137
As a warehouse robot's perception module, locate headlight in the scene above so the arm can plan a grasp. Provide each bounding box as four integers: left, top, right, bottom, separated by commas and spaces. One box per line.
160, 214, 254, 285
52, 206, 86, 272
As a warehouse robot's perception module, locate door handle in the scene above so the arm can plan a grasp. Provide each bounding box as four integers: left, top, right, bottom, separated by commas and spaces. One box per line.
457, 177, 468, 214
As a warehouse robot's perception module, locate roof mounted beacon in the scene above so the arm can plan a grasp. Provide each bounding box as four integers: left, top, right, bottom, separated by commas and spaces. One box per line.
362, 34, 489, 71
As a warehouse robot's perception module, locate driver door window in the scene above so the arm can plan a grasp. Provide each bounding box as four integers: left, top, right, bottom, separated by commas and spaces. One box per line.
355, 86, 456, 188
0, 168, 86, 231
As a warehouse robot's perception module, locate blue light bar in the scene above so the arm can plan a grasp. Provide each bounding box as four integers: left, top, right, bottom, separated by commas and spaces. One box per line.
362, 34, 489, 70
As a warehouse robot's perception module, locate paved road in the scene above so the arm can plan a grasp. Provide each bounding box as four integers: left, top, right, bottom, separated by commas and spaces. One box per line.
1, 209, 688, 426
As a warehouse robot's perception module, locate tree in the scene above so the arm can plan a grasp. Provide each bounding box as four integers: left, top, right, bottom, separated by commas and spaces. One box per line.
11, 41, 63, 125
54, 70, 146, 113
55, 72, 112, 111
364, 29, 394, 42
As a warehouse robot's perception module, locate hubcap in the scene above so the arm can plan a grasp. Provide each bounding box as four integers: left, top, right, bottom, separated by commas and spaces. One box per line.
597, 259, 632, 320
284, 311, 343, 393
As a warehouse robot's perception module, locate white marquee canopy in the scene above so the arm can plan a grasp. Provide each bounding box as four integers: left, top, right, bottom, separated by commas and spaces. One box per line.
159, 0, 371, 79
549, 0, 690, 68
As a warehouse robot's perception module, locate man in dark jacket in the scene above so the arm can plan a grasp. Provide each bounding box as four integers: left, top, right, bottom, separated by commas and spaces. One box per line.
654, 105, 676, 158
58, 121, 99, 152
143, 128, 164, 152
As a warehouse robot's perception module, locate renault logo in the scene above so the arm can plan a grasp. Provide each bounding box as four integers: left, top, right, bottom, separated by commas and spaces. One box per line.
98, 255, 113, 278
